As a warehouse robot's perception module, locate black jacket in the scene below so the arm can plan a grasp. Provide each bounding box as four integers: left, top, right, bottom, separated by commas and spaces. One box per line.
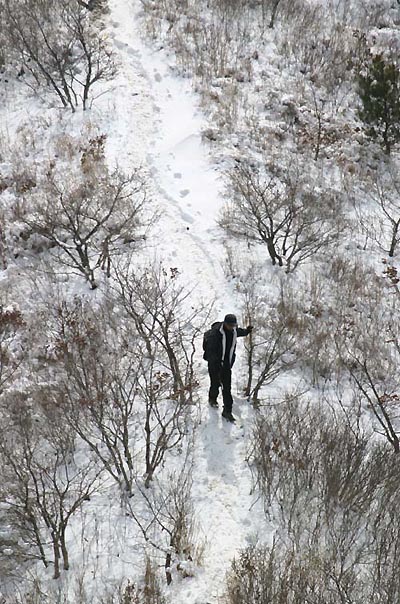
203, 322, 250, 368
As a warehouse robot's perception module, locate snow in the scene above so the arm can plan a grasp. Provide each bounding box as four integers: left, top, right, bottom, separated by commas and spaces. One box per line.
0, 0, 267, 601
2, 0, 399, 601
100, 3, 266, 599
104, 0, 234, 311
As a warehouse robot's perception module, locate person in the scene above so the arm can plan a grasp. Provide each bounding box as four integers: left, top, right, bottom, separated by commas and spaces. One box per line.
203, 314, 253, 422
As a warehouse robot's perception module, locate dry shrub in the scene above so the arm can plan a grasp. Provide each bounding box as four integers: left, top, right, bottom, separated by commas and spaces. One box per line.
249, 396, 398, 520
108, 562, 165, 604
1, 564, 166, 604
225, 541, 359, 604
243, 395, 400, 603
141, 559, 166, 604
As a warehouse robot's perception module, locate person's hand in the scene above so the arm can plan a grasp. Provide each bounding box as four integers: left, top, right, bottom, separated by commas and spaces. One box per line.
246, 325, 254, 332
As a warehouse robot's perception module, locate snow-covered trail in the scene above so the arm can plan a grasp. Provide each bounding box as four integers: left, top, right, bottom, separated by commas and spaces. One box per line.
105, 1, 259, 601
106, 0, 234, 310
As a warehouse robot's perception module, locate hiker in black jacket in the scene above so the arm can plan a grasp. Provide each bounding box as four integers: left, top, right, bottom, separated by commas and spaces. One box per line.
203, 314, 253, 422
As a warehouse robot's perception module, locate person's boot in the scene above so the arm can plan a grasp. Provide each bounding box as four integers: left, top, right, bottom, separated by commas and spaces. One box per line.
209, 398, 218, 408
222, 409, 236, 422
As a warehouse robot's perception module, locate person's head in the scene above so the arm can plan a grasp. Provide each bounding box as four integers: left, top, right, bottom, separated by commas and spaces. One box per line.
223, 313, 237, 331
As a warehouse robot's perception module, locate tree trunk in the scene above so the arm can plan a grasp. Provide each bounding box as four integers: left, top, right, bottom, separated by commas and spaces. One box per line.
145, 409, 152, 486
30, 513, 49, 569
267, 238, 283, 266
60, 527, 69, 570
165, 552, 172, 585
52, 534, 61, 579
314, 111, 322, 161
388, 219, 400, 257
244, 329, 254, 398
269, 0, 282, 28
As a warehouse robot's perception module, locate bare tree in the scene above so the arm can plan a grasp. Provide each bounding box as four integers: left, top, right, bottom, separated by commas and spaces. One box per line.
334, 287, 400, 453
40, 264, 201, 493
352, 160, 400, 258
126, 461, 203, 585
0, 392, 102, 579
23, 137, 150, 289
2, 0, 115, 110
347, 361, 400, 454
136, 356, 190, 489
236, 271, 298, 403
114, 262, 201, 406
40, 297, 141, 495
220, 159, 342, 272
113, 262, 202, 487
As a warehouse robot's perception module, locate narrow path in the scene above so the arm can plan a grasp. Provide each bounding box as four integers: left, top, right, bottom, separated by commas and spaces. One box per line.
106, 1, 259, 602
186, 406, 258, 603
107, 0, 232, 306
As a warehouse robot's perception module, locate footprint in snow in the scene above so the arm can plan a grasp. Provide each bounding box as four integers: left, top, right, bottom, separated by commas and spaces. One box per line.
173, 172, 182, 179
180, 189, 190, 198
154, 72, 162, 83
114, 40, 129, 50
181, 212, 194, 224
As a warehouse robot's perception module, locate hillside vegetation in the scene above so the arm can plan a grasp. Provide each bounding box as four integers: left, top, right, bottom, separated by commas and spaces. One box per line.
0, 0, 400, 602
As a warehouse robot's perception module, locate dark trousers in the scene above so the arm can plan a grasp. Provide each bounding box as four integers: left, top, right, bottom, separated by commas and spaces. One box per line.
208, 363, 233, 412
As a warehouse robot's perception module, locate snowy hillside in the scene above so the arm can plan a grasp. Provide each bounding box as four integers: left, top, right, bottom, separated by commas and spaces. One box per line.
1, 0, 400, 602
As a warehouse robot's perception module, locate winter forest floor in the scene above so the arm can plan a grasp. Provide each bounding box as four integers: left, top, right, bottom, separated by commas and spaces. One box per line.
99, 2, 265, 599
2, 0, 400, 602
1, 0, 268, 601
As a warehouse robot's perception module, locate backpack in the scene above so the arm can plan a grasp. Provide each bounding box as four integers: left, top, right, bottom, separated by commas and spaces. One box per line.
202, 322, 220, 361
